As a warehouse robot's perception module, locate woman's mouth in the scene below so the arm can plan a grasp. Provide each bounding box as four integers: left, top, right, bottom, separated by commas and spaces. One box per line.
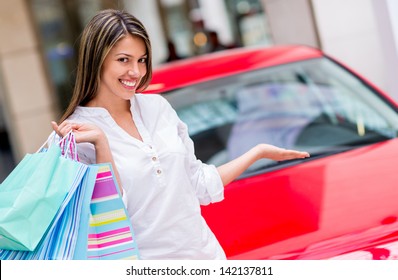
120, 79, 137, 89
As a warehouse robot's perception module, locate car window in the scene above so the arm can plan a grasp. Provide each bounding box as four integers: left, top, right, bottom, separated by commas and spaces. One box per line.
164, 58, 398, 175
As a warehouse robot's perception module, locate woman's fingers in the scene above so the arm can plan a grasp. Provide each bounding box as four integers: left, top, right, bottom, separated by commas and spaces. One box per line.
51, 121, 105, 145
51, 120, 76, 137
258, 144, 310, 161
51, 121, 63, 137
277, 149, 310, 161
285, 150, 310, 159
51, 121, 58, 131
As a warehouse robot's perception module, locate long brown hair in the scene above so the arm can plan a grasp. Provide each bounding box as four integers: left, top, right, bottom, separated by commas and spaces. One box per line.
60, 9, 152, 122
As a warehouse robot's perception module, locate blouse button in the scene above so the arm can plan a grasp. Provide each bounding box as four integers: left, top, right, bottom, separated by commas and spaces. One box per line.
152, 156, 157, 161
156, 169, 162, 175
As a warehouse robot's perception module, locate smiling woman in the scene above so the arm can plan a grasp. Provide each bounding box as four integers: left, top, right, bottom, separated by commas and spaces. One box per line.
50, 9, 308, 260
93, 34, 148, 101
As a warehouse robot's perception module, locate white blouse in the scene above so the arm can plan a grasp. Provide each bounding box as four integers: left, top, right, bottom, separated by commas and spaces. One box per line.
68, 93, 226, 260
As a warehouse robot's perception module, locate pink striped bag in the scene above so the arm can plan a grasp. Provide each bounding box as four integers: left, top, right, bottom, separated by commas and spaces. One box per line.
74, 163, 140, 260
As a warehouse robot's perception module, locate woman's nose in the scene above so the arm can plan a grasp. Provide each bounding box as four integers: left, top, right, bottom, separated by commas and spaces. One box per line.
128, 69, 138, 77
128, 64, 140, 77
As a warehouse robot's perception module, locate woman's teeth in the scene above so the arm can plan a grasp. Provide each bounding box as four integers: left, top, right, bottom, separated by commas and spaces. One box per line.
121, 80, 136, 87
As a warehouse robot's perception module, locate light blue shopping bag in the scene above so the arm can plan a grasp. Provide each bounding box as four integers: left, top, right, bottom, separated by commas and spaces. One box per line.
0, 132, 139, 260
0, 132, 87, 252
0, 164, 97, 260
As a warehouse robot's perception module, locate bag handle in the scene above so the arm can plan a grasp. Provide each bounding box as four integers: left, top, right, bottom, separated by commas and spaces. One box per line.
37, 130, 79, 161
60, 131, 79, 161
36, 131, 56, 153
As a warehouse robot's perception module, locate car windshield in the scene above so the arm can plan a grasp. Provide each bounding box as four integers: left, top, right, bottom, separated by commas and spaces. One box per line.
164, 57, 398, 175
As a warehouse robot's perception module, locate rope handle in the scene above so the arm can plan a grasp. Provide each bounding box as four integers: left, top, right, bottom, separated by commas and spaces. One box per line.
37, 130, 79, 161
60, 131, 79, 161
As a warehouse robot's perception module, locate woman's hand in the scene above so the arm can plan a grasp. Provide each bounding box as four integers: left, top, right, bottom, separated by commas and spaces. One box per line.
51, 121, 106, 146
52, 120, 124, 194
218, 144, 310, 186
255, 143, 310, 161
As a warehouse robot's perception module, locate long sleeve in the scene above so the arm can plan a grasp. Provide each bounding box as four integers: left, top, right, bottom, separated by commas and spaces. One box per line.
174, 109, 224, 205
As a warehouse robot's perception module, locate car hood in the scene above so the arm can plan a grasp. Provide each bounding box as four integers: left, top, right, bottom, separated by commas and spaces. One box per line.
201, 139, 398, 260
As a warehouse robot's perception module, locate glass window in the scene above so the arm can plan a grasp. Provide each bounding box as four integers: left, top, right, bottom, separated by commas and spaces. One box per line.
225, 0, 272, 47
29, 0, 119, 112
164, 57, 398, 175
30, 0, 80, 111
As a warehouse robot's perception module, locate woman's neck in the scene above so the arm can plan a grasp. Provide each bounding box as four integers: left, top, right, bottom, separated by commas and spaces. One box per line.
86, 95, 132, 116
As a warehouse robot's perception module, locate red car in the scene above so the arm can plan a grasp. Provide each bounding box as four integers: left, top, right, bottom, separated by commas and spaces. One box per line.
145, 45, 398, 260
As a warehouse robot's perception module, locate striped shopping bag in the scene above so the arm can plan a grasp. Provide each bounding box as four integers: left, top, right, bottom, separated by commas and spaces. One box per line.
74, 164, 140, 260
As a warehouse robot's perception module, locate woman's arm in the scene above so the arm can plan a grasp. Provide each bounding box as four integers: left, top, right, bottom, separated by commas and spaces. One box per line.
217, 143, 310, 186
51, 121, 123, 194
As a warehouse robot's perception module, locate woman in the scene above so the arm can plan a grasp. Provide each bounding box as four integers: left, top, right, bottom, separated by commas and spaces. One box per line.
52, 9, 309, 260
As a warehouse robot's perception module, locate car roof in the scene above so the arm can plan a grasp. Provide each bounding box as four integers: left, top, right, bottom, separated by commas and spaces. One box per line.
145, 45, 324, 93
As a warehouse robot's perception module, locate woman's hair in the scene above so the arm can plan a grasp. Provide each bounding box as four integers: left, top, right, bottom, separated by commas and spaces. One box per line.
60, 9, 152, 122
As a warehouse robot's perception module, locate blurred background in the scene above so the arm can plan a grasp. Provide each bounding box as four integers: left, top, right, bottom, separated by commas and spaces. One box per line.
0, 0, 398, 181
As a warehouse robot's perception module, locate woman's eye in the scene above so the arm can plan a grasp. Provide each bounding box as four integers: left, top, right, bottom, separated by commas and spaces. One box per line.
118, 58, 128, 63
138, 58, 147, 63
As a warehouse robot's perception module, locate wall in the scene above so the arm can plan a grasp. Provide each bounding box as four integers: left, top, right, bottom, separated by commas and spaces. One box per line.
0, 0, 57, 159
372, 0, 398, 100
123, 0, 167, 66
262, 0, 320, 48
199, 0, 234, 45
311, 0, 386, 93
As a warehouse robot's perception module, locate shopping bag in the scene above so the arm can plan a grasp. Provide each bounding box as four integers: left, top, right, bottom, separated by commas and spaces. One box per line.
0, 132, 140, 260
73, 163, 140, 260
0, 132, 88, 251
0, 164, 97, 260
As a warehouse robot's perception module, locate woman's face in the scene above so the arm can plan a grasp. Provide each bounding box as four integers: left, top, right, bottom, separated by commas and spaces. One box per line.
97, 34, 147, 102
